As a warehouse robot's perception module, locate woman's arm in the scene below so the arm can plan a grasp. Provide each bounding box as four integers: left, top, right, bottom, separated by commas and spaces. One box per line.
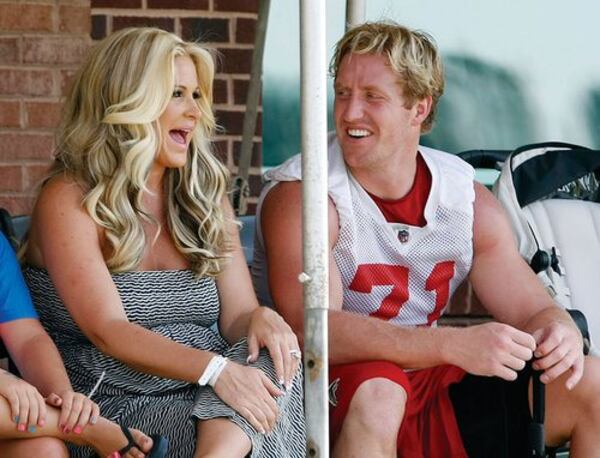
30, 178, 213, 383
216, 199, 301, 388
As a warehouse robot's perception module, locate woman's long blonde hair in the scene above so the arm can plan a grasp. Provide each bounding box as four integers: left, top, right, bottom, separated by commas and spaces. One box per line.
50, 27, 231, 276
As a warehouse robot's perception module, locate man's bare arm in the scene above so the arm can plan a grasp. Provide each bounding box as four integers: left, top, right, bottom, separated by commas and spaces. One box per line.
469, 182, 583, 387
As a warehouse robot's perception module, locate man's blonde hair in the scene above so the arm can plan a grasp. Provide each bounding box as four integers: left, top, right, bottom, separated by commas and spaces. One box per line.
49, 27, 231, 277
330, 21, 444, 133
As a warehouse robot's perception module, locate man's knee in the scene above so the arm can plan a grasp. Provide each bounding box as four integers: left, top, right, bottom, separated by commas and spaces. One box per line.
347, 377, 408, 437
573, 357, 600, 417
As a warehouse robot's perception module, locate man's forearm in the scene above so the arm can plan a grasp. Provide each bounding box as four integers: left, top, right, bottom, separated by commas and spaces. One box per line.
327, 309, 456, 369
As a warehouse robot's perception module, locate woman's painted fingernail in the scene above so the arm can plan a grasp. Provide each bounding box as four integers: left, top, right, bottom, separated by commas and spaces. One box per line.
74, 426, 82, 434
28, 425, 36, 433
18, 424, 25, 432
14, 415, 19, 423
90, 415, 98, 425
38, 419, 45, 427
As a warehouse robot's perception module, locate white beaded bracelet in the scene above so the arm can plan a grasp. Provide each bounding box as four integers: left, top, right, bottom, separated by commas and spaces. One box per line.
198, 355, 228, 387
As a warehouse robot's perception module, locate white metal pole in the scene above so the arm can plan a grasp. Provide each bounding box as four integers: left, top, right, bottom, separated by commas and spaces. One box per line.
346, 0, 366, 30
300, 0, 329, 456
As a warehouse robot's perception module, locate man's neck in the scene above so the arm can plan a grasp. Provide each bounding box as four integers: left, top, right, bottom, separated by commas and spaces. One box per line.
350, 145, 420, 200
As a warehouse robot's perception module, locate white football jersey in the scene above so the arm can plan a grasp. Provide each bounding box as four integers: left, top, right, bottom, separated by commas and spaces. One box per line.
253, 133, 475, 326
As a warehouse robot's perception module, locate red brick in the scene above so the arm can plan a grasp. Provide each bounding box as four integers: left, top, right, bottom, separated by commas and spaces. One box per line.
0, 37, 20, 65
0, 165, 23, 192
23, 163, 50, 189
91, 0, 141, 7
236, 17, 256, 44
215, 109, 261, 136
0, 69, 55, 97
213, 78, 228, 104
181, 17, 229, 43
0, 4, 54, 32
59, 5, 91, 34
0, 133, 54, 161
91, 15, 107, 40
234, 78, 260, 105
25, 101, 63, 129
214, 0, 258, 13
23, 36, 90, 65
0, 195, 35, 216
148, 0, 208, 9
0, 100, 21, 128
112, 16, 174, 33
248, 172, 262, 196
60, 69, 78, 95
216, 48, 253, 74
233, 140, 262, 167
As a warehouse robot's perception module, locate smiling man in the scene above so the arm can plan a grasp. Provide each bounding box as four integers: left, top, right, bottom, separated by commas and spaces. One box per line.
253, 21, 600, 457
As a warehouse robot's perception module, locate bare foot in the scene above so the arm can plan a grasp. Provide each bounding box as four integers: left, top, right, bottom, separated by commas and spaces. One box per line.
76, 417, 154, 458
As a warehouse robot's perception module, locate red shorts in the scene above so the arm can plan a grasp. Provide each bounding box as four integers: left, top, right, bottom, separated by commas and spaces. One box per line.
329, 361, 467, 458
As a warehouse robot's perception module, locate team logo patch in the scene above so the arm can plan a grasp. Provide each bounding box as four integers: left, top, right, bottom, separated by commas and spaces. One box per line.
398, 229, 410, 243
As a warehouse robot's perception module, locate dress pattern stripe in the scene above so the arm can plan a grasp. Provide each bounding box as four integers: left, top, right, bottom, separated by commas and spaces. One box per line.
23, 267, 306, 458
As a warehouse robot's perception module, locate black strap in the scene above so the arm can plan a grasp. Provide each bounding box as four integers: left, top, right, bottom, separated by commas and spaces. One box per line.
118, 424, 140, 455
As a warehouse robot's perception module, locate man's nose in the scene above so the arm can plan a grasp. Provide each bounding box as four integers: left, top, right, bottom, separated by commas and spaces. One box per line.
342, 95, 364, 122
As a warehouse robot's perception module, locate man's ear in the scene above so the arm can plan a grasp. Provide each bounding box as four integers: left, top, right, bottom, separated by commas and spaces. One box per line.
411, 96, 432, 127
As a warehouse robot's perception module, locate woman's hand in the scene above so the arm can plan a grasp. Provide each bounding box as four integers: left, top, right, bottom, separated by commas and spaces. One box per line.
212, 361, 283, 434
0, 369, 47, 432
45, 389, 100, 434
246, 307, 301, 390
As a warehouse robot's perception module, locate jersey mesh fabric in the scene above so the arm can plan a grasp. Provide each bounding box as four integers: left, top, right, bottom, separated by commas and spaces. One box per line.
331, 144, 475, 328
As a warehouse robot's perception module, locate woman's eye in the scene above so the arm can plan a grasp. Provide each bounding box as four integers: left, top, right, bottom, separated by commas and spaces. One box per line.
173, 90, 183, 98
193, 92, 201, 100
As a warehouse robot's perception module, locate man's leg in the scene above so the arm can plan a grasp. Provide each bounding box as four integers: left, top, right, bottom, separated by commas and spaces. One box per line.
329, 361, 410, 458
541, 356, 600, 457
333, 377, 407, 458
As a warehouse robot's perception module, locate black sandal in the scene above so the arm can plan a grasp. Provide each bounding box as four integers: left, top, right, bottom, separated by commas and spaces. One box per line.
118, 424, 169, 458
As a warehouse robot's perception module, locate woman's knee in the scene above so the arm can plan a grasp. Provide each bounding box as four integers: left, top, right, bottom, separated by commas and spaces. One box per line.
195, 418, 251, 458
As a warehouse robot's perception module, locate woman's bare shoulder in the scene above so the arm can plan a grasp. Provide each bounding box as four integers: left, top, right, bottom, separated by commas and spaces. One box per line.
27, 173, 98, 266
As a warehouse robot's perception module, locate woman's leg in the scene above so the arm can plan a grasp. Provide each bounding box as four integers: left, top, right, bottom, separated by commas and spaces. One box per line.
0, 395, 155, 458
194, 418, 252, 458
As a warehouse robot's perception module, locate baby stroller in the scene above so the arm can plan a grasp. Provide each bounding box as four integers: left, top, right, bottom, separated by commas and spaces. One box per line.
459, 141, 599, 457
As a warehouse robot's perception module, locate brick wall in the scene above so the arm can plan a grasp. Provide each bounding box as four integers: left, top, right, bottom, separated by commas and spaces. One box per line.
0, 0, 263, 215
0, 0, 91, 214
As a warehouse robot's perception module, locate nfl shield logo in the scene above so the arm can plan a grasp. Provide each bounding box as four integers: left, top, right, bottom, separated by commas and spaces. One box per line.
398, 229, 409, 243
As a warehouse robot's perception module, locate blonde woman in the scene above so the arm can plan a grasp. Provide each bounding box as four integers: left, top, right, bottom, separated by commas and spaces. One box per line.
23, 27, 305, 458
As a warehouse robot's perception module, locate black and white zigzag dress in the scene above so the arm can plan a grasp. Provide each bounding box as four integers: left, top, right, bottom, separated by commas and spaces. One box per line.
23, 268, 306, 458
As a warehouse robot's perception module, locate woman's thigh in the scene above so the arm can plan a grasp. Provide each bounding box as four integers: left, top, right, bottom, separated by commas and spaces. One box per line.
194, 418, 251, 458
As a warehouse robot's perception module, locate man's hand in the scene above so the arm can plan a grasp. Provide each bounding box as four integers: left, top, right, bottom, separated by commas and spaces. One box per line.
46, 389, 100, 434
447, 322, 536, 380
531, 320, 584, 389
